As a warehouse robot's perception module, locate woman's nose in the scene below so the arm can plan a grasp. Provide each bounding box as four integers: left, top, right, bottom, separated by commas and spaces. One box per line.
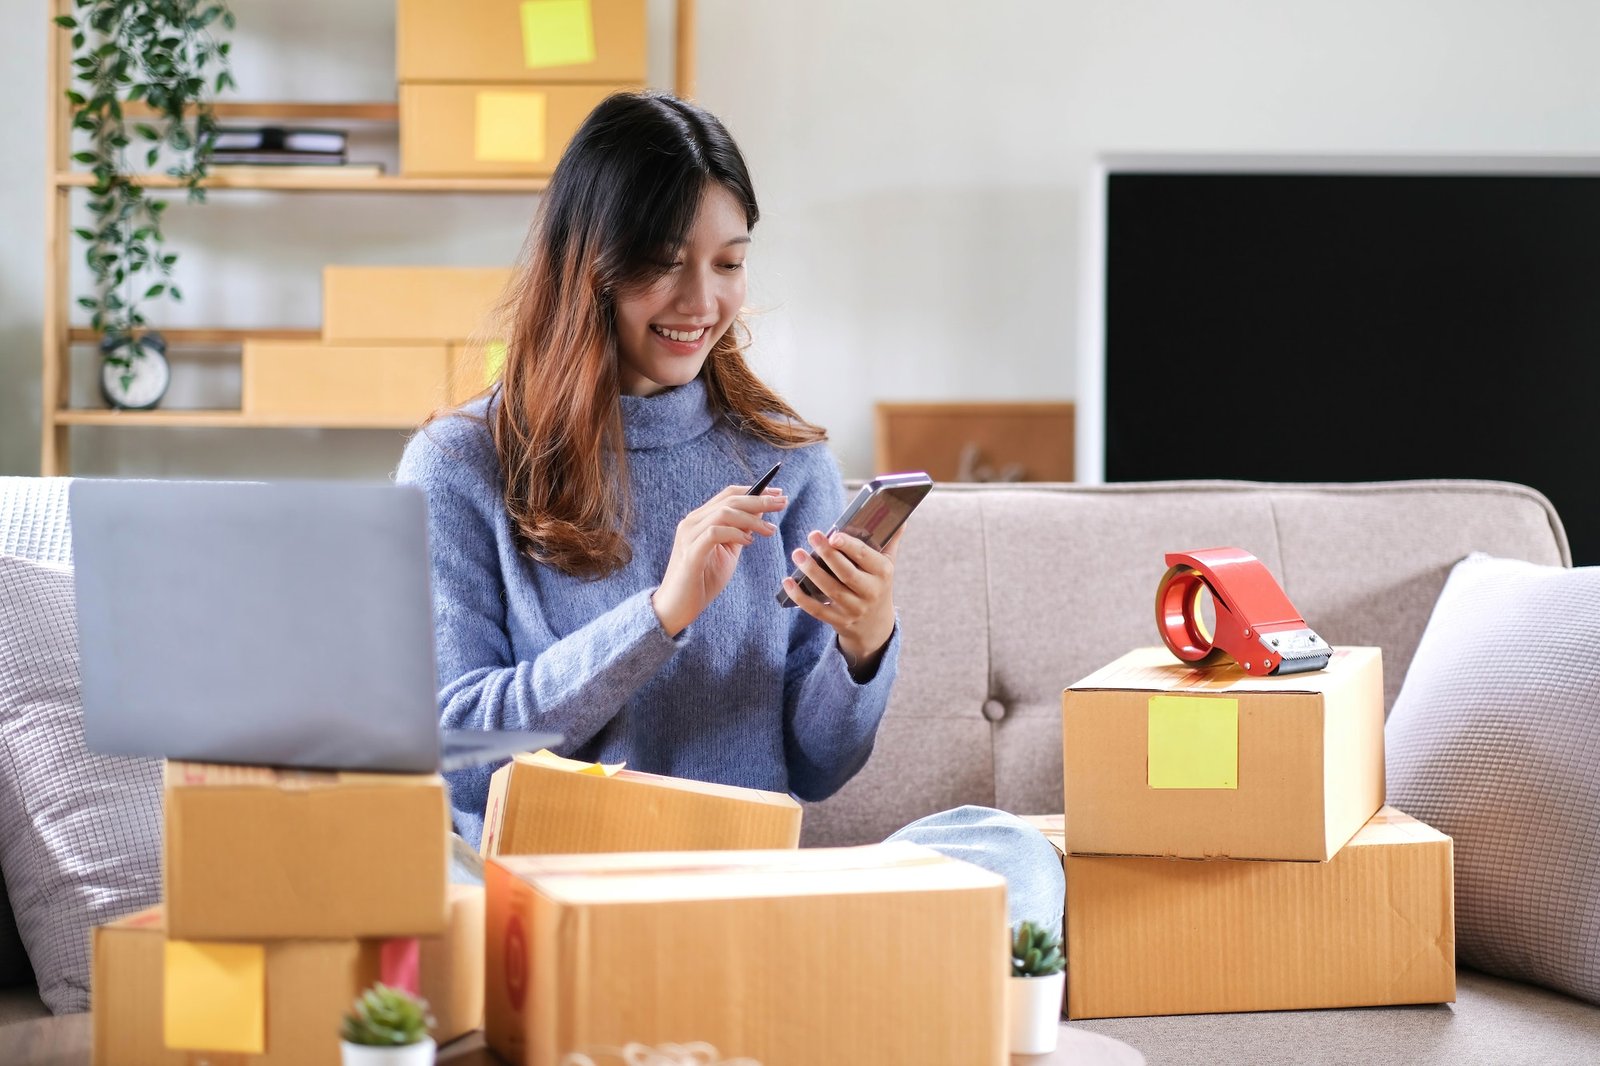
673, 268, 716, 316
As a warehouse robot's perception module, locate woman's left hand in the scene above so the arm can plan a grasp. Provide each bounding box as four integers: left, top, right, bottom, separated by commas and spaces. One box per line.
783, 527, 904, 677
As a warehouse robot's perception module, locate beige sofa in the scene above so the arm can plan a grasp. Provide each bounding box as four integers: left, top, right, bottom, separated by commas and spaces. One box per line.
799, 479, 1599, 1064
3, 477, 1599, 1063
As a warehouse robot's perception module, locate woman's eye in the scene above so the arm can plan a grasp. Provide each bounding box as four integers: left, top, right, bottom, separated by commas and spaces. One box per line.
721, 261, 745, 272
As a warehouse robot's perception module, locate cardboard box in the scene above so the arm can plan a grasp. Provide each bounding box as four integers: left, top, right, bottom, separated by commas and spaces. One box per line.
91, 907, 379, 1065
164, 762, 450, 940
1063, 806, 1455, 1019
241, 340, 448, 422
485, 844, 1009, 1066
399, 83, 629, 178
480, 750, 803, 858
1063, 646, 1384, 861
91, 892, 483, 1064
322, 266, 511, 345
424, 884, 487, 1045
397, 0, 647, 84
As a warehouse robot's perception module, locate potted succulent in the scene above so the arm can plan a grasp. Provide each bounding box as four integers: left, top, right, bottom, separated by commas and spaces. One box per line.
340, 983, 436, 1066
55, 1, 235, 409
1009, 919, 1066, 1055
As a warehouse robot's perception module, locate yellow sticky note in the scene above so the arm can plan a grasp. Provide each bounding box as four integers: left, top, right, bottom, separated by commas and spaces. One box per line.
475, 92, 546, 164
163, 940, 266, 1053
529, 748, 624, 776
1147, 695, 1238, 789
485, 340, 508, 385
521, 0, 597, 69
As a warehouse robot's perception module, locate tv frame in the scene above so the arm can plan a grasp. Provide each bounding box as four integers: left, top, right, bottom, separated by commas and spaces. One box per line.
1075, 151, 1600, 484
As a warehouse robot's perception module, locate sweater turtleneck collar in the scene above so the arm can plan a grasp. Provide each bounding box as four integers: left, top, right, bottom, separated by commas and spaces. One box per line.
618, 377, 717, 451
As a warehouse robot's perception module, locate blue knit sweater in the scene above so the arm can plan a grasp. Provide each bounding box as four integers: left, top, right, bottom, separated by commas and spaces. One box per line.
395, 378, 901, 846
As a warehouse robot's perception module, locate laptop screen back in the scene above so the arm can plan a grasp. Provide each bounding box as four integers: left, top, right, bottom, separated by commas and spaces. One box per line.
71, 480, 442, 772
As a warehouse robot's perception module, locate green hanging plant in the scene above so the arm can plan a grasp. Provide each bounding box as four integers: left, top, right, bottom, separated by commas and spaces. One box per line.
55, 0, 236, 393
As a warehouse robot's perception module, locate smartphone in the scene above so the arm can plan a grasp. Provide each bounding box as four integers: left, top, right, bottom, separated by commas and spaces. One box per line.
777, 472, 933, 607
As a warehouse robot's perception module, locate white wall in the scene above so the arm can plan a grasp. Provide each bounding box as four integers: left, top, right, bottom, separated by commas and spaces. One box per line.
5, 1, 1600, 478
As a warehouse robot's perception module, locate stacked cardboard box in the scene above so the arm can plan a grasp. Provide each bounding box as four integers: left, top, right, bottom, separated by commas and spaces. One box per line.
92, 763, 483, 1065
1054, 646, 1457, 1019
480, 748, 803, 857
396, 0, 647, 178
241, 265, 513, 420
485, 844, 1011, 1066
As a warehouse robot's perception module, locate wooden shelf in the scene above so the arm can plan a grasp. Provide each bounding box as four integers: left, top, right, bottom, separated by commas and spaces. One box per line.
125, 101, 399, 122
40, 0, 696, 475
67, 328, 319, 345
52, 409, 422, 430
55, 170, 548, 193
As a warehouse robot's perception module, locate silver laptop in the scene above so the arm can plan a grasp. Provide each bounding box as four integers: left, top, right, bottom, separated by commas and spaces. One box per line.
70, 479, 558, 774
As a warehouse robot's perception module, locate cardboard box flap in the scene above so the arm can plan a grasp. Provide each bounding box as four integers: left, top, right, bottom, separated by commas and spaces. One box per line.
103, 906, 166, 932
494, 843, 1004, 904
1345, 806, 1451, 849
1070, 646, 1379, 696
166, 760, 442, 790
508, 752, 802, 809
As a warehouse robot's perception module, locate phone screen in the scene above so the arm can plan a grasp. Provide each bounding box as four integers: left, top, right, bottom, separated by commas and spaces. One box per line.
840, 490, 917, 550
777, 474, 932, 607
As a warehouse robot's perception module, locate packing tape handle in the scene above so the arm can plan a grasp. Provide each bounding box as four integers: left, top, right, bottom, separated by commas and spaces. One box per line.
1156, 547, 1307, 666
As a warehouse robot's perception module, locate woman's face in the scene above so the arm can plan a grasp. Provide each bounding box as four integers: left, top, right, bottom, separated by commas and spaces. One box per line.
614, 183, 750, 397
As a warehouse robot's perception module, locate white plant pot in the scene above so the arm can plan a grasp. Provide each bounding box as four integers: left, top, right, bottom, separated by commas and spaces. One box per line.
1008, 971, 1066, 1055
340, 1037, 436, 1066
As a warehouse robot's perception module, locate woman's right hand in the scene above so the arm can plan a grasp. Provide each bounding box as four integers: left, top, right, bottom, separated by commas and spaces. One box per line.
652, 484, 787, 637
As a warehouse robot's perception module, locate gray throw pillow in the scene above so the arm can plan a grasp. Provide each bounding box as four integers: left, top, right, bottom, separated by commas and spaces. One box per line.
0, 553, 162, 1013
1386, 552, 1600, 1005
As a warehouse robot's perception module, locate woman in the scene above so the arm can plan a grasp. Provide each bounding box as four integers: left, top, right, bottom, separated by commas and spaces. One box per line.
399, 90, 898, 844
397, 91, 1060, 932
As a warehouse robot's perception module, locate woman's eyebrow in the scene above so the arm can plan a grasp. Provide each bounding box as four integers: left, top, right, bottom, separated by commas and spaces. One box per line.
722, 236, 752, 247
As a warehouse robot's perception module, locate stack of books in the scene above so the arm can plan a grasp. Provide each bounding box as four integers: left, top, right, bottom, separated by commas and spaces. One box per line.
211, 126, 350, 166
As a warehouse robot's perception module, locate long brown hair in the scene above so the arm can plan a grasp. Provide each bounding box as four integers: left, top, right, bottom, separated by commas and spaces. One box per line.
492, 91, 824, 579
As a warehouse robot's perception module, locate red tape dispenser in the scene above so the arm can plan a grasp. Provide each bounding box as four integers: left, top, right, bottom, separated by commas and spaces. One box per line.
1155, 547, 1332, 675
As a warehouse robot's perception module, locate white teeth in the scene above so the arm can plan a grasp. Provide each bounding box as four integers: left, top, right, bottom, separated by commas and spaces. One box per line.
652, 325, 707, 344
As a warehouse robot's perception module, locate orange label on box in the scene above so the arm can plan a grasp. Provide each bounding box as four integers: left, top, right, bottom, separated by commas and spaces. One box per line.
163, 940, 266, 1053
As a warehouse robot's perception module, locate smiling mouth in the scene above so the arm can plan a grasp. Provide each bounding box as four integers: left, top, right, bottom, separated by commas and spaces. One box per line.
650, 325, 709, 344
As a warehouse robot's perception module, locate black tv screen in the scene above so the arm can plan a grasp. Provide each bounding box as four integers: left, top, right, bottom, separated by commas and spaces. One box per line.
1102, 166, 1600, 564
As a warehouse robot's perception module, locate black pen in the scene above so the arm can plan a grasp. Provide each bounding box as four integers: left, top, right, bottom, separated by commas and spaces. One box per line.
748, 462, 782, 496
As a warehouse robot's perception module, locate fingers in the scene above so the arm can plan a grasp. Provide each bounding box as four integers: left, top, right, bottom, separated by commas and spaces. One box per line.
819, 530, 893, 578
789, 545, 853, 608
804, 531, 870, 590
699, 524, 756, 549
881, 523, 908, 561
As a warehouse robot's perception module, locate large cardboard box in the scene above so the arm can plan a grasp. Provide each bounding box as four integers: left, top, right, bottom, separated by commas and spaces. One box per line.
424, 884, 487, 1045
1064, 807, 1456, 1019
399, 83, 627, 178
164, 762, 450, 940
397, 0, 647, 84
481, 750, 803, 858
91, 892, 483, 1065
485, 844, 1009, 1066
241, 339, 447, 422
322, 266, 511, 345
91, 907, 379, 1065
1063, 646, 1385, 861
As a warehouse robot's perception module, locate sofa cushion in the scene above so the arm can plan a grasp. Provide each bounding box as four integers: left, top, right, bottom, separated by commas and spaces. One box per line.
0, 553, 162, 1013
1386, 552, 1600, 1006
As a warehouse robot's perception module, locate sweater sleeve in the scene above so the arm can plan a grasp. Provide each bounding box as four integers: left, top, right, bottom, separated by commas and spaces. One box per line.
397, 419, 684, 751
779, 448, 901, 801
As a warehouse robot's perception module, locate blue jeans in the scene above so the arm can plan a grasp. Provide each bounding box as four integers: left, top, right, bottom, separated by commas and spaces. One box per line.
886, 805, 1065, 938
